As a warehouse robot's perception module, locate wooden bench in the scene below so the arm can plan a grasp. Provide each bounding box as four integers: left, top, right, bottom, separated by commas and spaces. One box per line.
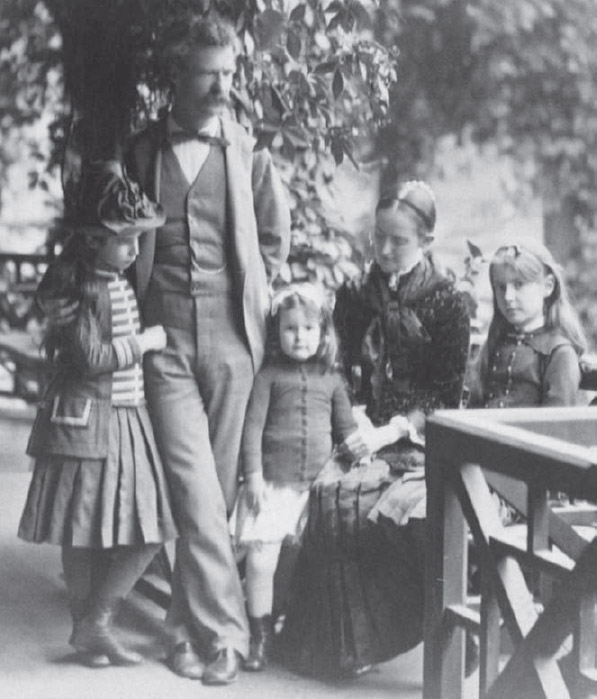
0, 250, 55, 401
0, 330, 48, 401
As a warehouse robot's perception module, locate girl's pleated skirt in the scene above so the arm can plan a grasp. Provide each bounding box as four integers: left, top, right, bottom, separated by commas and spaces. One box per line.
18, 404, 177, 548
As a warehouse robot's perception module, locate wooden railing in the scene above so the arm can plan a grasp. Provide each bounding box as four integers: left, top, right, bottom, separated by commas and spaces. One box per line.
424, 406, 597, 699
0, 251, 53, 287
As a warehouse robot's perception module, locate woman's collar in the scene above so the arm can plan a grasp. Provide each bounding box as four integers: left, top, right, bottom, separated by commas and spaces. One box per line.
386, 250, 425, 291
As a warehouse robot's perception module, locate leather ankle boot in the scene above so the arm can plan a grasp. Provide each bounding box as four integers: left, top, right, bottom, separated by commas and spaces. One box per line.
243, 615, 272, 672
68, 598, 110, 668
70, 599, 142, 666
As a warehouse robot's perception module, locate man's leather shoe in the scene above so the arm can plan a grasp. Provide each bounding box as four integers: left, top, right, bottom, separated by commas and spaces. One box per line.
202, 647, 240, 685
166, 641, 203, 680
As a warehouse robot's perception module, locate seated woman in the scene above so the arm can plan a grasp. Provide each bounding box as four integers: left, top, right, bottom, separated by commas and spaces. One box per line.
278, 181, 470, 677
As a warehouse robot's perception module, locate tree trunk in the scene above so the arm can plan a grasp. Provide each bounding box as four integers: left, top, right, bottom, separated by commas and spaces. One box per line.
542, 164, 581, 264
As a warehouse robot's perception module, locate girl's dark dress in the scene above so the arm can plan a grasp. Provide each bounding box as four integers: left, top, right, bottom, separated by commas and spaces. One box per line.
18, 271, 177, 548
279, 256, 470, 676
469, 326, 580, 409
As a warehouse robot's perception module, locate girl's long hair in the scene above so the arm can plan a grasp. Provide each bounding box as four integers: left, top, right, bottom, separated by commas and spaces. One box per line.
472, 240, 587, 398
41, 233, 103, 375
266, 285, 338, 372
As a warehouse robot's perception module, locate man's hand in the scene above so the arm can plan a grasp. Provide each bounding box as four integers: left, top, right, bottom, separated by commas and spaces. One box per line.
137, 325, 167, 353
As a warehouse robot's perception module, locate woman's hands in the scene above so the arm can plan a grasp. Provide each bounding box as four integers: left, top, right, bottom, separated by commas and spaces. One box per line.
340, 407, 411, 459
137, 325, 167, 353
580, 354, 597, 373
337, 431, 371, 463
245, 472, 266, 515
580, 353, 597, 392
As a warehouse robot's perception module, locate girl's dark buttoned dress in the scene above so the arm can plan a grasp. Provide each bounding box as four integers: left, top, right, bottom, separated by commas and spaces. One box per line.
241, 360, 357, 487
474, 327, 580, 408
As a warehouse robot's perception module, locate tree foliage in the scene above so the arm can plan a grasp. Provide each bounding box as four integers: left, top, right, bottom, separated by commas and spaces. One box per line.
372, 0, 597, 342
375, 0, 597, 201
0, 1, 62, 196
1, 0, 397, 288
2, 0, 597, 321
4, 1, 597, 219
128, 0, 397, 287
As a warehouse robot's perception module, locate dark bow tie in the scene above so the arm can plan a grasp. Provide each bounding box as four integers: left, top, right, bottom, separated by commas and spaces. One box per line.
169, 129, 230, 148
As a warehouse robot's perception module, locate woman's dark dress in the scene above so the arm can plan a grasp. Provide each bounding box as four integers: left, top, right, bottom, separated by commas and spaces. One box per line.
279, 256, 470, 676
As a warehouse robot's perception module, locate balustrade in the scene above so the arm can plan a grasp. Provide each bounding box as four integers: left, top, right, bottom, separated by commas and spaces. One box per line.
424, 406, 597, 699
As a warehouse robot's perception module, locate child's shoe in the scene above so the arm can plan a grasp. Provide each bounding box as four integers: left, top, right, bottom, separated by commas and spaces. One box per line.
243, 615, 272, 672
70, 599, 142, 666
68, 597, 110, 668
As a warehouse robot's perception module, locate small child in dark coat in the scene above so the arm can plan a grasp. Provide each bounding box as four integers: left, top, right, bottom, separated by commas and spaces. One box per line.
233, 283, 362, 671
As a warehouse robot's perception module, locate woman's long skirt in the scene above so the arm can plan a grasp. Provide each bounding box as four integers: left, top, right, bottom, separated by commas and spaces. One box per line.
278, 458, 425, 677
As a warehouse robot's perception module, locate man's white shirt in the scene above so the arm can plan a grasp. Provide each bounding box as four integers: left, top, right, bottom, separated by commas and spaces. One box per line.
167, 114, 219, 184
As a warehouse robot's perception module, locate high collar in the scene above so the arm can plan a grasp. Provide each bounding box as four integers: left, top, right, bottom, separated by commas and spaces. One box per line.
93, 267, 121, 281
505, 325, 572, 356
167, 113, 219, 139
364, 253, 448, 311
386, 250, 424, 291
505, 324, 546, 340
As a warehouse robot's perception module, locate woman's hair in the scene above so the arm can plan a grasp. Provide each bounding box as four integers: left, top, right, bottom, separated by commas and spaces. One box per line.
41, 232, 106, 375
472, 239, 587, 394
266, 285, 338, 371
376, 180, 437, 242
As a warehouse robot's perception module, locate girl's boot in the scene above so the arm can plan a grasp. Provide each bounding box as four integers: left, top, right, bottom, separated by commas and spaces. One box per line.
244, 615, 272, 672
68, 598, 110, 668
70, 598, 142, 666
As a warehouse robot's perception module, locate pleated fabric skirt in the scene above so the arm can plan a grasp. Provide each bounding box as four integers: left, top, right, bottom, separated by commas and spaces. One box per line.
278, 458, 426, 677
18, 405, 178, 548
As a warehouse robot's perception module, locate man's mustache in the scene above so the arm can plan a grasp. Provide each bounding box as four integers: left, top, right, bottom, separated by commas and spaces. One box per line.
204, 90, 231, 106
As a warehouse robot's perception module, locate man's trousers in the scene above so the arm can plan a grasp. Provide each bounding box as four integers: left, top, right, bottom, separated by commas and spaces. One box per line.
144, 291, 253, 658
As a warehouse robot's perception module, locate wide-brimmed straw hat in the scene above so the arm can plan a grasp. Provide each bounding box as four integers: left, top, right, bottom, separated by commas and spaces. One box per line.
68, 160, 166, 236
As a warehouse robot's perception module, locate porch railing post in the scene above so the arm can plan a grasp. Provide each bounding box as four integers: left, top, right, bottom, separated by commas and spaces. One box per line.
480, 565, 500, 696
424, 425, 467, 699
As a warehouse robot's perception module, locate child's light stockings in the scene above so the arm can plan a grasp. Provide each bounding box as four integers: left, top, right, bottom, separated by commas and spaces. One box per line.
245, 542, 283, 617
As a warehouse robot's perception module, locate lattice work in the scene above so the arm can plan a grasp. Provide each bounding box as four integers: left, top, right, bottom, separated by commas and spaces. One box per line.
423, 407, 597, 699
